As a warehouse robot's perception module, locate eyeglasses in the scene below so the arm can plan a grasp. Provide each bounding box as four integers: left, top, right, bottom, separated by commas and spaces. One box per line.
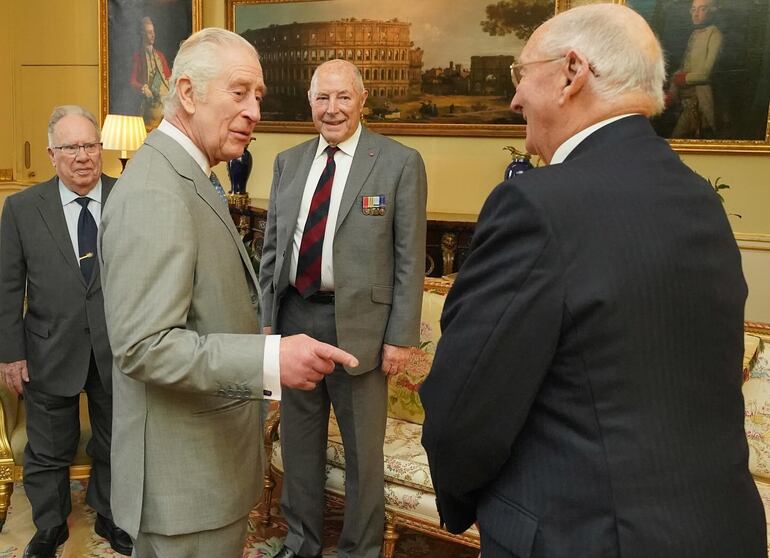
51, 142, 103, 156
510, 56, 600, 88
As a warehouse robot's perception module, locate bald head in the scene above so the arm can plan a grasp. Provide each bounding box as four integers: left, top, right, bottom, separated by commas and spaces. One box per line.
536, 3, 665, 115
309, 59, 365, 97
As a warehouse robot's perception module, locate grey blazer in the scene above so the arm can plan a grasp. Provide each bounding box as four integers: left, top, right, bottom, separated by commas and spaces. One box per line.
259, 126, 428, 373
0, 175, 115, 396
99, 130, 266, 538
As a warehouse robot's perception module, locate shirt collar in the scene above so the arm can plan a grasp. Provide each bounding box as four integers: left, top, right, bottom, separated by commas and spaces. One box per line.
315, 123, 362, 159
158, 119, 211, 177
58, 178, 103, 206
550, 114, 638, 165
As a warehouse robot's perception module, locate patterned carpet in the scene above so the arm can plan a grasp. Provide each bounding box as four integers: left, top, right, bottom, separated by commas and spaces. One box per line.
0, 480, 479, 557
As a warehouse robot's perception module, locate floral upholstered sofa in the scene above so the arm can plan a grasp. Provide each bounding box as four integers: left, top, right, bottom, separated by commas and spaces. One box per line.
259, 278, 480, 557
742, 322, 770, 551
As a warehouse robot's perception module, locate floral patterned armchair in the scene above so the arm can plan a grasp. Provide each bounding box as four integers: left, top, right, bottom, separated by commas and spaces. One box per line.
259, 278, 480, 557
742, 321, 770, 551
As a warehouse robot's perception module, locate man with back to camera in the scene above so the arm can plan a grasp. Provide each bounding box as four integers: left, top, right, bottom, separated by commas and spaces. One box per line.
259, 59, 427, 558
420, 4, 765, 557
0, 105, 132, 557
100, 29, 358, 558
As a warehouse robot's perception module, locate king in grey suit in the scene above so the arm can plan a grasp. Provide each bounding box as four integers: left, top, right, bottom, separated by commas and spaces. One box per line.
99, 29, 357, 558
260, 60, 427, 558
0, 105, 131, 558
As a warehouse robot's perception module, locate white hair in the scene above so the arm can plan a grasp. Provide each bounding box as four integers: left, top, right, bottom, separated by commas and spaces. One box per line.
163, 28, 259, 117
47, 105, 100, 146
537, 4, 666, 114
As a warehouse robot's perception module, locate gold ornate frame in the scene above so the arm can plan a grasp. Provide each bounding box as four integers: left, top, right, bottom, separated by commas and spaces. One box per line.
226, 0, 564, 138
611, 0, 769, 153
98, 0, 202, 126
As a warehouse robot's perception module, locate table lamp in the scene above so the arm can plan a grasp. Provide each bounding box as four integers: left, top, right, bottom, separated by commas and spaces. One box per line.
101, 114, 147, 171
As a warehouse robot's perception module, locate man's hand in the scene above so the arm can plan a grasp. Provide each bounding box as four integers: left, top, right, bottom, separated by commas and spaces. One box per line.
673, 71, 687, 88
263, 326, 273, 335
382, 343, 410, 376
2, 359, 29, 395
279, 334, 358, 390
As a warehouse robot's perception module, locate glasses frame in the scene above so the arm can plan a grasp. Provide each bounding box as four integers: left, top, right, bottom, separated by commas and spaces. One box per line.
51, 142, 104, 157
510, 56, 600, 88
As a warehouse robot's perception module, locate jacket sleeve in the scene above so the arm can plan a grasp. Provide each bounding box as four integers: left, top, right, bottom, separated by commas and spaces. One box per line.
258, 155, 282, 329
0, 197, 27, 363
420, 181, 563, 533
383, 148, 428, 347
99, 167, 265, 398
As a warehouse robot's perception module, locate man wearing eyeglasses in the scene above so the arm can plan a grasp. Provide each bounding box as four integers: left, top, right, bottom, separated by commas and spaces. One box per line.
421, 4, 765, 557
0, 105, 132, 557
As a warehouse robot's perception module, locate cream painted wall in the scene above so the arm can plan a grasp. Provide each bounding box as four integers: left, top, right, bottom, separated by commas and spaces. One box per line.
0, 0, 767, 319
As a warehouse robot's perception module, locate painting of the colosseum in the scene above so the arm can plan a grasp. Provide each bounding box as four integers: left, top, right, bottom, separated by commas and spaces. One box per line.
230, 0, 555, 135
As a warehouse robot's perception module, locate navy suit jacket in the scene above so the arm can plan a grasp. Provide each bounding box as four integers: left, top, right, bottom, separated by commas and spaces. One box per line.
420, 116, 765, 558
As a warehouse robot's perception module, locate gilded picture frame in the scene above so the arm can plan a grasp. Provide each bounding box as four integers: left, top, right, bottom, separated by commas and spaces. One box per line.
611, 0, 770, 153
98, 0, 202, 131
226, 0, 561, 138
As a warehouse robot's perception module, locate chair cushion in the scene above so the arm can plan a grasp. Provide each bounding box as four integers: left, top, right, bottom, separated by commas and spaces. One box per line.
387, 290, 445, 425
744, 336, 770, 480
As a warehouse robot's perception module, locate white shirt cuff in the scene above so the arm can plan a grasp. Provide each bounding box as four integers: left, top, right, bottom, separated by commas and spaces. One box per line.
262, 334, 282, 400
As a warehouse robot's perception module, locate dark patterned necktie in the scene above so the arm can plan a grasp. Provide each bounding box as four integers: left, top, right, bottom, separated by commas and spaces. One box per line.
210, 171, 228, 205
74, 197, 97, 282
295, 145, 339, 297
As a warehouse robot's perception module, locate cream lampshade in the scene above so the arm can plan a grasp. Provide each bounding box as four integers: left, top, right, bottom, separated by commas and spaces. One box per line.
101, 114, 147, 171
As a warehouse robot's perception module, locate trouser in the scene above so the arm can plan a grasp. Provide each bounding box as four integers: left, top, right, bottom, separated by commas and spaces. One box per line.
278, 287, 388, 558
131, 515, 248, 558
23, 353, 112, 529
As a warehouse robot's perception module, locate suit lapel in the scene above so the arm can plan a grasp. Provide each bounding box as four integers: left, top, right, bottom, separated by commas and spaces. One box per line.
279, 138, 318, 258
35, 178, 84, 283
335, 127, 378, 233
146, 131, 259, 289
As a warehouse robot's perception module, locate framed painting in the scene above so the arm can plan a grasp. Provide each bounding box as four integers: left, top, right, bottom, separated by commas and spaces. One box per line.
616, 0, 770, 153
98, 0, 202, 132
226, 0, 560, 137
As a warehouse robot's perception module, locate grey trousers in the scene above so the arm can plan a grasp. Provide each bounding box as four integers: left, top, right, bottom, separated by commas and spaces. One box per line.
277, 288, 388, 558
131, 515, 248, 558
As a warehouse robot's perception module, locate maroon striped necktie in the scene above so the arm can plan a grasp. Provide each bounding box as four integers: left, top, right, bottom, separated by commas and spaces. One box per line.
295, 145, 339, 298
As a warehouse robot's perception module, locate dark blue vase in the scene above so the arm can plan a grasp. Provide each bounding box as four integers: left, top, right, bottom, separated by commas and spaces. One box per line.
227, 146, 253, 194
504, 154, 533, 180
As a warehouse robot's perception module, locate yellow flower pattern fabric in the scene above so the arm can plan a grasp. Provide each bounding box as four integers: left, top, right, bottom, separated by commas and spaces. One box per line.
387, 291, 446, 424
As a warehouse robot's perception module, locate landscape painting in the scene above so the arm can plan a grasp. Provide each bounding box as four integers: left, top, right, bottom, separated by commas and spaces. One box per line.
227, 0, 556, 137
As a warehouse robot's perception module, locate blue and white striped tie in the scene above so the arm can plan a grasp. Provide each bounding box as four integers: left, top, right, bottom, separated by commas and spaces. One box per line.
209, 171, 228, 205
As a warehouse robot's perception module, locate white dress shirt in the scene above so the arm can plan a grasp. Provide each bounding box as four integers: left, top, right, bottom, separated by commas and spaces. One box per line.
290, 123, 363, 291
550, 114, 638, 164
59, 179, 102, 261
157, 119, 281, 400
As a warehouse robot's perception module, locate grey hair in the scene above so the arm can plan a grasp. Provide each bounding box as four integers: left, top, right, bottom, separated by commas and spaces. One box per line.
537, 4, 666, 114
141, 16, 153, 31
47, 105, 100, 146
308, 59, 365, 98
163, 28, 259, 117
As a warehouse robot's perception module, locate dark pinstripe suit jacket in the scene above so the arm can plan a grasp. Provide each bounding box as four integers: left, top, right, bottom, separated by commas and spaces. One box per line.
420, 116, 766, 558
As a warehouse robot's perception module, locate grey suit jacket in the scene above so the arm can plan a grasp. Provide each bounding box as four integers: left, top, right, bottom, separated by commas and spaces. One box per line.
0, 175, 115, 396
260, 126, 427, 373
99, 130, 266, 538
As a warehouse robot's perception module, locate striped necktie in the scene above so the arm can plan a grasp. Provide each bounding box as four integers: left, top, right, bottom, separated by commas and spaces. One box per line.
294, 145, 339, 298
210, 171, 228, 205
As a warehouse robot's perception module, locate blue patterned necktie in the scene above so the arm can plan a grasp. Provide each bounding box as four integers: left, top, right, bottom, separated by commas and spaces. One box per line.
74, 197, 97, 282
209, 171, 228, 206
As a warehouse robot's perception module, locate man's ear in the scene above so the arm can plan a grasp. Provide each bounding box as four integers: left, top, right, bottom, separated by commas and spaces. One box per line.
177, 76, 196, 115
558, 49, 591, 106
46, 147, 56, 167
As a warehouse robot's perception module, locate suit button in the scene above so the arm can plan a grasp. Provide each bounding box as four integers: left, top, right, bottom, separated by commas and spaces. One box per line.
84, 327, 90, 334
250, 294, 258, 304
